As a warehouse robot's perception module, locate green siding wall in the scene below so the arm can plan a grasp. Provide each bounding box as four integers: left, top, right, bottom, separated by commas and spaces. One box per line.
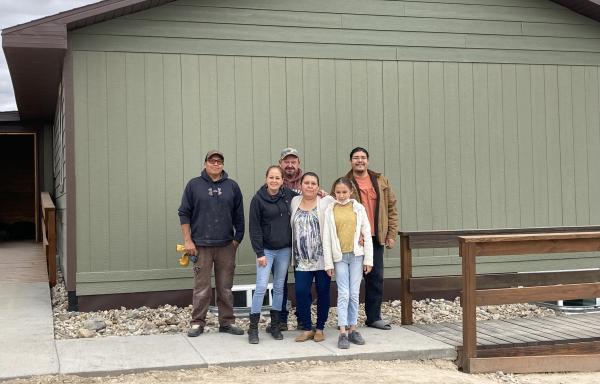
71, 0, 600, 295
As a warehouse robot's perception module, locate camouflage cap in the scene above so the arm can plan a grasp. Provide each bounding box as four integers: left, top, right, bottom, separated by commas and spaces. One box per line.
280, 147, 299, 160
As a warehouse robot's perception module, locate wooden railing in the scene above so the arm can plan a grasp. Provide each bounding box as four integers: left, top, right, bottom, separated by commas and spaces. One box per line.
460, 232, 600, 374
41, 192, 56, 287
399, 226, 600, 325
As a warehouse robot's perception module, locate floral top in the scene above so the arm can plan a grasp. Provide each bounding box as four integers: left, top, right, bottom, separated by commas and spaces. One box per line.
292, 207, 324, 271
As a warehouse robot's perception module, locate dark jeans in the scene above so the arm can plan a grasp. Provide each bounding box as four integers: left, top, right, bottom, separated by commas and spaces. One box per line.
294, 269, 331, 331
280, 271, 289, 323
364, 238, 384, 325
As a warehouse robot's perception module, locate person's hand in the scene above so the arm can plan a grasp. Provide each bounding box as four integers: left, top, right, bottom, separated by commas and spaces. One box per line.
385, 238, 396, 249
232, 240, 240, 249
257, 256, 267, 267
317, 189, 328, 197
326, 269, 334, 277
359, 234, 364, 246
184, 239, 197, 256
364, 265, 372, 274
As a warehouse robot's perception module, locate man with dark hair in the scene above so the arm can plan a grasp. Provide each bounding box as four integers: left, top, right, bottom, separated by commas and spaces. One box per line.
179, 150, 245, 337
344, 147, 398, 330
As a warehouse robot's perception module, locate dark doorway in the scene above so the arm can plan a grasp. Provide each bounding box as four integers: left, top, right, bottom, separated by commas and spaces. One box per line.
0, 134, 36, 241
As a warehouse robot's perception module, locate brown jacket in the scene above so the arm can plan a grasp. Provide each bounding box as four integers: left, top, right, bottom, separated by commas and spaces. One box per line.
345, 169, 398, 245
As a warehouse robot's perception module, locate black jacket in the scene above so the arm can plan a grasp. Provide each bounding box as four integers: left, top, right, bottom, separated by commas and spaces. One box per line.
249, 186, 297, 257
178, 170, 244, 246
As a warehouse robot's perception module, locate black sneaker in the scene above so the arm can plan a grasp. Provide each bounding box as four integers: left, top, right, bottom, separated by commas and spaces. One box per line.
219, 324, 244, 335
348, 331, 365, 345
338, 333, 350, 349
187, 324, 204, 337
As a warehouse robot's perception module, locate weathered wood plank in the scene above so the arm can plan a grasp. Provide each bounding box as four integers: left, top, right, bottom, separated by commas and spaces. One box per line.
466, 354, 600, 374
503, 318, 587, 342
474, 341, 600, 358
410, 324, 465, 346
410, 270, 600, 293
404, 325, 462, 347
476, 282, 600, 306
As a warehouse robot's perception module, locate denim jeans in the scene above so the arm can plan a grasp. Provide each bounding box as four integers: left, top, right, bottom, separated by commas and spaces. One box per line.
364, 238, 384, 325
250, 247, 291, 314
294, 269, 330, 331
280, 271, 289, 323
335, 252, 364, 327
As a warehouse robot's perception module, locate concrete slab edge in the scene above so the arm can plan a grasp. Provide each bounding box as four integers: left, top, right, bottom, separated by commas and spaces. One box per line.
58, 363, 209, 377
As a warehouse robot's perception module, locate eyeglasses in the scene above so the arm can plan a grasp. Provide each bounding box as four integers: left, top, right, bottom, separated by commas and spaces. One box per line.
352, 156, 368, 161
207, 159, 224, 165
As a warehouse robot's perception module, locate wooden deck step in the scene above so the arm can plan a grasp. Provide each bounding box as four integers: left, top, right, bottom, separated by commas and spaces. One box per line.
0, 241, 47, 283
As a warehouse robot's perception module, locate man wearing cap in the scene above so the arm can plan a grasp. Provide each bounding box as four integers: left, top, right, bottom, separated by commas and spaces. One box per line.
279, 147, 303, 194
344, 146, 398, 330
178, 150, 245, 337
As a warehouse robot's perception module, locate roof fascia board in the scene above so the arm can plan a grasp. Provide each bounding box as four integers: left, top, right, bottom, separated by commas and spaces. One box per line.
1, 0, 152, 35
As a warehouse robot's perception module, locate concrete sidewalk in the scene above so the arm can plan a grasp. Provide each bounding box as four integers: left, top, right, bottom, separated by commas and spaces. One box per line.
1, 282, 456, 380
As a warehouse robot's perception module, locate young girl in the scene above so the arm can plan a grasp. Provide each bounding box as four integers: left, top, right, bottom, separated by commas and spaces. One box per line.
323, 177, 373, 349
248, 165, 296, 344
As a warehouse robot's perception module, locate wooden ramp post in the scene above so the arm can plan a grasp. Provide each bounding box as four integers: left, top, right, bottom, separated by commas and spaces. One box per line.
41, 192, 56, 287
459, 232, 600, 374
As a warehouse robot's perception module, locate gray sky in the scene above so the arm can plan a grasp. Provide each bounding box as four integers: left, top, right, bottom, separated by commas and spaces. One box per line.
0, 0, 98, 112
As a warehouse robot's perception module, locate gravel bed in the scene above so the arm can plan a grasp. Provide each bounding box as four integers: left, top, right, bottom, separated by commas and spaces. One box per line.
52, 272, 556, 339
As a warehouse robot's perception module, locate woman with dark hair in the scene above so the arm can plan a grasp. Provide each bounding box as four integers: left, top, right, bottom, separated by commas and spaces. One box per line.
290, 172, 334, 342
247, 165, 297, 344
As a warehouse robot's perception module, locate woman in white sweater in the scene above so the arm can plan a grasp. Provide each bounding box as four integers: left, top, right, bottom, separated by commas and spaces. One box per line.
323, 177, 373, 349
290, 172, 335, 343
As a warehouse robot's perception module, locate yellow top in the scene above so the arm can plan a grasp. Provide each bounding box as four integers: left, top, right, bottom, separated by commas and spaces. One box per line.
333, 203, 357, 253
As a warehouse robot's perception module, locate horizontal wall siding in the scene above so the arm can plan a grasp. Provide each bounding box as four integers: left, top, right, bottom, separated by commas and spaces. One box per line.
69, 0, 600, 66
73, 49, 600, 293
71, 0, 600, 294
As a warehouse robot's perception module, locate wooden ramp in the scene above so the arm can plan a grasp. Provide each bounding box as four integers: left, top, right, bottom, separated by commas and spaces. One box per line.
406, 313, 600, 349
0, 241, 47, 283
406, 313, 600, 373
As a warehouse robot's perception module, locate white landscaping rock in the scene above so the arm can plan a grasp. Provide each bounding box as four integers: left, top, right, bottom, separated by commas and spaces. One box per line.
50, 272, 556, 340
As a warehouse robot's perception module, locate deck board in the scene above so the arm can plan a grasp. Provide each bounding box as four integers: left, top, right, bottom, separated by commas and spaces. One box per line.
411, 313, 600, 348
0, 241, 47, 283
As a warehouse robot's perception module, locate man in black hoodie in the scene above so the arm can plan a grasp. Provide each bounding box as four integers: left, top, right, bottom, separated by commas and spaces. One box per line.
178, 150, 245, 337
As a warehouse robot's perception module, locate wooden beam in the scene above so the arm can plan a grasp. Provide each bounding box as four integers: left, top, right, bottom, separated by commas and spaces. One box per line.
461, 242, 477, 371
476, 282, 600, 306
475, 340, 600, 357
402, 226, 600, 249
410, 270, 600, 293
400, 235, 413, 325
473, 237, 600, 256
466, 354, 600, 374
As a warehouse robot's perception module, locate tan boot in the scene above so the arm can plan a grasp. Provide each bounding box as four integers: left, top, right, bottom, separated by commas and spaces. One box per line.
294, 330, 315, 342
313, 330, 325, 342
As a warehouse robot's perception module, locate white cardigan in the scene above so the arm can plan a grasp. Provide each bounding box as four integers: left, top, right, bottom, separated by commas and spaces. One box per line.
290, 195, 334, 266
322, 199, 373, 271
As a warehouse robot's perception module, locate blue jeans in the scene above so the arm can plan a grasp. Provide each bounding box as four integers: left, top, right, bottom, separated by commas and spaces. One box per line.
294, 269, 331, 331
250, 247, 291, 314
335, 253, 364, 327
